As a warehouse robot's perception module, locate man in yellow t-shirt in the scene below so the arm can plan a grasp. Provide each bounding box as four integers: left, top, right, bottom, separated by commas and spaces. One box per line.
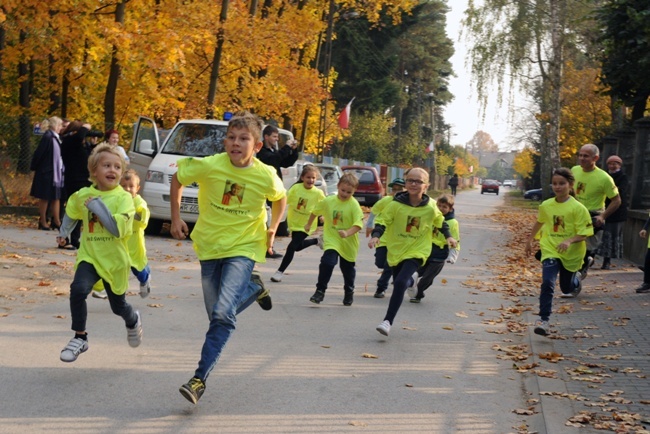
170, 112, 286, 405
571, 144, 621, 279
305, 173, 364, 306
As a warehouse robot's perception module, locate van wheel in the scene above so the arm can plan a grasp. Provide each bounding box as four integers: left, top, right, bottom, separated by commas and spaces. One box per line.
145, 218, 164, 236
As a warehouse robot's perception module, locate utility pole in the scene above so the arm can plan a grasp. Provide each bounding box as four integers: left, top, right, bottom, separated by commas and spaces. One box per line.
316, 0, 335, 163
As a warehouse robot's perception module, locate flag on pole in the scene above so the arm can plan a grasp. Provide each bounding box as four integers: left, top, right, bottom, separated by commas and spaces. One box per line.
337, 98, 355, 129
424, 141, 434, 153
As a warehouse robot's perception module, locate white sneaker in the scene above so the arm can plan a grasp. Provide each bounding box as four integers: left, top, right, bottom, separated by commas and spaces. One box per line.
127, 311, 142, 348
60, 337, 89, 362
92, 290, 107, 300
376, 320, 391, 336
270, 271, 283, 282
316, 234, 324, 250
533, 320, 550, 336
406, 271, 419, 299
139, 277, 151, 298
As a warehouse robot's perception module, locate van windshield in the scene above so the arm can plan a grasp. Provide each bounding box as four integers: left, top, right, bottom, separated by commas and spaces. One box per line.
162, 123, 227, 157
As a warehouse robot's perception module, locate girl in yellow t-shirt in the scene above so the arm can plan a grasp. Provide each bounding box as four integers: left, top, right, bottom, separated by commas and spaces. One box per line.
270, 165, 325, 282
56, 144, 139, 363
525, 167, 593, 337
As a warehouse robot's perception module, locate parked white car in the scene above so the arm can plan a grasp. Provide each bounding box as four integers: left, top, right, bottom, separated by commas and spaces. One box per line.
314, 163, 343, 196
128, 116, 295, 235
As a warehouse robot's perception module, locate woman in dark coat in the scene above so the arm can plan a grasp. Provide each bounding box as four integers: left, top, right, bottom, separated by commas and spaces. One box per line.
448, 173, 459, 196
60, 120, 93, 248
30, 117, 64, 230
596, 155, 629, 269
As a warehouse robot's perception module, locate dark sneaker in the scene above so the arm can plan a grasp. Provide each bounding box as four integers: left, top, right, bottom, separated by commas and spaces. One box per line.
410, 296, 422, 303
310, 290, 325, 304
373, 290, 386, 299
534, 320, 550, 336
266, 250, 283, 259
343, 291, 354, 306
127, 311, 143, 348
252, 273, 272, 311
179, 377, 205, 404
635, 283, 650, 294
60, 337, 89, 362
579, 256, 594, 280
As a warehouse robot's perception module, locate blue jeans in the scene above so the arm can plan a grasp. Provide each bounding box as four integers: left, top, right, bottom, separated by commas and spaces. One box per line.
195, 257, 261, 382
539, 258, 580, 321
69, 261, 138, 331
316, 249, 356, 293
374, 246, 391, 291
384, 259, 420, 324
131, 264, 151, 284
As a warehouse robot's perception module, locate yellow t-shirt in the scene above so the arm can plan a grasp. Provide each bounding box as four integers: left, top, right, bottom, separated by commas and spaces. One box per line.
370, 196, 394, 248
571, 165, 619, 211
66, 185, 135, 295
538, 196, 593, 271
312, 195, 364, 262
176, 154, 285, 262
126, 194, 150, 271
432, 216, 460, 250
287, 183, 325, 234
377, 198, 444, 267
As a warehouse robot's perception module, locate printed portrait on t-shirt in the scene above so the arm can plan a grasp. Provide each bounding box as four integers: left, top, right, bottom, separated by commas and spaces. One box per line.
405, 216, 420, 233
221, 180, 244, 205
553, 215, 565, 232
576, 182, 586, 195
88, 211, 102, 233
297, 197, 307, 210
332, 210, 343, 225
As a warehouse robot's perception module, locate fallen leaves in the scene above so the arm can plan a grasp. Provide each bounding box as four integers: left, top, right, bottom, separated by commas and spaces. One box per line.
361, 353, 378, 359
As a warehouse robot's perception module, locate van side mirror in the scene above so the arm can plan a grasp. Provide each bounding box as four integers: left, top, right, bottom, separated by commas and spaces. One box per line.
139, 139, 154, 155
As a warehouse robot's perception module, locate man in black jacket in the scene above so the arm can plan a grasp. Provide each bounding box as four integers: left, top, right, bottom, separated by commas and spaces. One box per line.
256, 125, 299, 258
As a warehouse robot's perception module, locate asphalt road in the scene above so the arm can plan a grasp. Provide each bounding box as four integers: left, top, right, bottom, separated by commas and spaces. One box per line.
0, 188, 529, 433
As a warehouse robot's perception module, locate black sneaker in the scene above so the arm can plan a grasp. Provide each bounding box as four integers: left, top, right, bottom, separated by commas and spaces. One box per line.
635, 283, 650, 294
580, 256, 594, 280
179, 377, 205, 404
343, 291, 354, 306
266, 250, 283, 259
252, 272, 272, 311
373, 290, 386, 298
310, 290, 325, 304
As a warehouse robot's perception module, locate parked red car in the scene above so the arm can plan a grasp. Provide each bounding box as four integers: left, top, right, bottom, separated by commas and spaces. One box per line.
341, 165, 384, 206
481, 179, 500, 195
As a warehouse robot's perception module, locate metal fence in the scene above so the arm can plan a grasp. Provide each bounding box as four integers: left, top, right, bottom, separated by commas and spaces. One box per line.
0, 116, 41, 207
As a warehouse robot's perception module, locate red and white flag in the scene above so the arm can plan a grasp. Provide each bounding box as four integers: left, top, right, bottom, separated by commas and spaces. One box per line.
424, 141, 434, 153
337, 98, 355, 129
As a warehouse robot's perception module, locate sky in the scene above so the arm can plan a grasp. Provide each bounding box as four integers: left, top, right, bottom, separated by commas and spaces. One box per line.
444, 0, 528, 150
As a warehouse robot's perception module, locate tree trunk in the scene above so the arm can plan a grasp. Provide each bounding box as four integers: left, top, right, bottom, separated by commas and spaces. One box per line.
206, 0, 230, 119
104, 1, 126, 131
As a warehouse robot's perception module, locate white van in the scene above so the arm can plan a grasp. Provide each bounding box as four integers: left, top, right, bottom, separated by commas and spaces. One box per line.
128, 116, 295, 235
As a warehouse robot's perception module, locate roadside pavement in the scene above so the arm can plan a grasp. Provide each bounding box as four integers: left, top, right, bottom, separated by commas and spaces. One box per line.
524, 258, 650, 433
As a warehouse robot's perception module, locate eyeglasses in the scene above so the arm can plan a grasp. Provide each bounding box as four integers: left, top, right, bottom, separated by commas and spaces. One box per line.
405, 179, 425, 185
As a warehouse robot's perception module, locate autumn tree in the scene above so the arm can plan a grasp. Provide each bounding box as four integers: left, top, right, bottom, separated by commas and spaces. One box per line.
465, 130, 498, 155
513, 147, 536, 180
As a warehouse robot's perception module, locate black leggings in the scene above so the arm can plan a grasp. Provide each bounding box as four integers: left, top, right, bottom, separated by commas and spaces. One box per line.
278, 231, 319, 272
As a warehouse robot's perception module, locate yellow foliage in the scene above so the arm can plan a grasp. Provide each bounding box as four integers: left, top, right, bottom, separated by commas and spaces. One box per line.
513, 147, 537, 179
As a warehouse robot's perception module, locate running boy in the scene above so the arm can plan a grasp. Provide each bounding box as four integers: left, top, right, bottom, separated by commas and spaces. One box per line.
408, 193, 460, 303
170, 111, 286, 404
369, 168, 457, 336
525, 168, 593, 336
306, 173, 364, 306
271, 164, 325, 282
365, 177, 405, 298
57, 144, 140, 363
120, 169, 152, 298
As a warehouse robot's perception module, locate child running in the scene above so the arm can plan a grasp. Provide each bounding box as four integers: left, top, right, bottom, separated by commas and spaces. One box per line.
369, 168, 457, 336
525, 167, 593, 336
120, 169, 152, 298
57, 144, 140, 362
170, 111, 286, 404
271, 164, 325, 282
365, 177, 406, 298
306, 172, 364, 306
408, 193, 460, 303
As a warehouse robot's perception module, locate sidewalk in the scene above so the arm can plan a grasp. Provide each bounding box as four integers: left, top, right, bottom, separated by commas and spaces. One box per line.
526, 259, 650, 433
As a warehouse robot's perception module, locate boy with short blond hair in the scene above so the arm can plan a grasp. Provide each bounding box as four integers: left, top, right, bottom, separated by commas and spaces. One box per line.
305, 173, 364, 306
170, 111, 286, 404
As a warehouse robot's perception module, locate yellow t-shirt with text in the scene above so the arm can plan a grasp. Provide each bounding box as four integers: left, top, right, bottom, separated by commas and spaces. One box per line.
126, 194, 150, 271
538, 196, 593, 271
287, 183, 325, 234
66, 185, 135, 294
571, 165, 618, 211
176, 154, 285, 262
312, 194, 364, 262
432, 216, 460, 250
377, 199, 444, 267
